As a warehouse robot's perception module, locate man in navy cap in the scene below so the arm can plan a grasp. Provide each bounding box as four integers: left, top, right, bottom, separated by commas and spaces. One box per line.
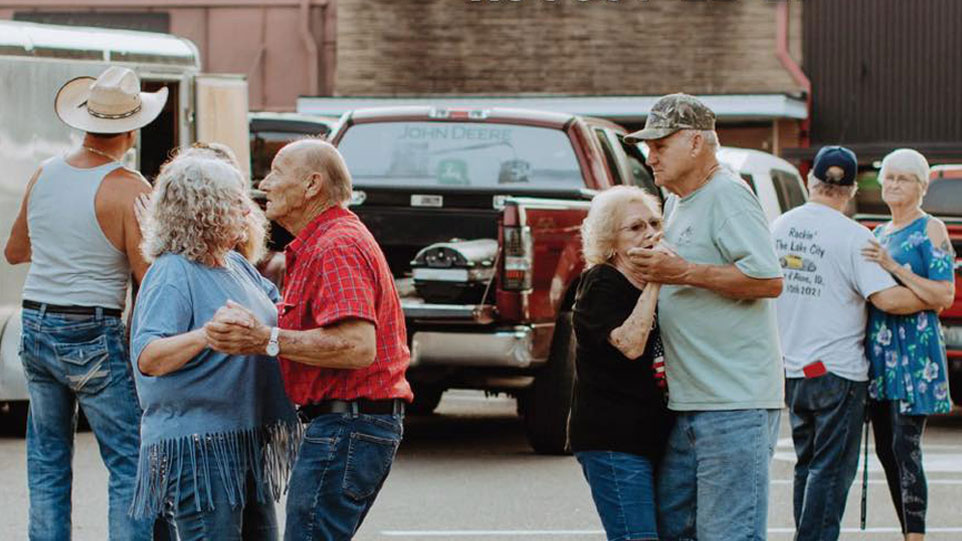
772, 146, 926, 541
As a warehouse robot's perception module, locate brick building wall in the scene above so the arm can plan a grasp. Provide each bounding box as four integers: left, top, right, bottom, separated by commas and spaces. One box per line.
336, 0, 804, 96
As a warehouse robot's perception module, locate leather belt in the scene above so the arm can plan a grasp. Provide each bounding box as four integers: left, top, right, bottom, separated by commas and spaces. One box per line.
23, 300, 122, 318
298, 399, 405, 421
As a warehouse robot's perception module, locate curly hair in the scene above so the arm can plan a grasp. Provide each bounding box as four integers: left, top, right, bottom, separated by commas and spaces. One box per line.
581, 185, 662, 268
158, 142, 269, 263
142, 156, 250, 267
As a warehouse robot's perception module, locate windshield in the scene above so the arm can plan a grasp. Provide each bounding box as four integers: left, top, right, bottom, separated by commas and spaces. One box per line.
337, 122, 584, 189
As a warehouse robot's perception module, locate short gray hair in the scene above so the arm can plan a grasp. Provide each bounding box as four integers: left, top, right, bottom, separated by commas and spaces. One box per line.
142, 156, 250, 266
880, 148, 930, 191
294, 138, 353, 205
807, 173, 858, 199
582, 185, 662, 268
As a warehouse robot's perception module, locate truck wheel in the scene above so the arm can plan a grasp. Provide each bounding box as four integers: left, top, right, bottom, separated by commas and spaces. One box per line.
408, 383, 445, 415
0, 401, 28, 437
521, 311, 575, 455
950, 368, 962, 407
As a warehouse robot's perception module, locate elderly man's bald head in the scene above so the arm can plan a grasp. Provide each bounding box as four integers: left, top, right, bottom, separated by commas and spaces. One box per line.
278, 138, 354, 206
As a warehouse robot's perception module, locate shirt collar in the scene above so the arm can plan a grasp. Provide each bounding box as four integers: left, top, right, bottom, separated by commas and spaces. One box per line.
286, 205, 353, 260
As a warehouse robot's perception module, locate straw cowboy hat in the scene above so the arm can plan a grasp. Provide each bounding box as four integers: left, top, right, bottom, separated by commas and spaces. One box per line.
55, 66, 168, 134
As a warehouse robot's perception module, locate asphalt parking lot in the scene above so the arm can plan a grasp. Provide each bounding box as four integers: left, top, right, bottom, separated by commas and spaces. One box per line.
1, 391, 961, 540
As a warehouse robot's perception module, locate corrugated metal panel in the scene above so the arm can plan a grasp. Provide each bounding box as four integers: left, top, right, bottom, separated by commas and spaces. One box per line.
803, 0, 962, 163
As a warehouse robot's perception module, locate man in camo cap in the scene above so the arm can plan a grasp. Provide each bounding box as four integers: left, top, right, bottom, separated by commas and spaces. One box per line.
626, 93, 785, 541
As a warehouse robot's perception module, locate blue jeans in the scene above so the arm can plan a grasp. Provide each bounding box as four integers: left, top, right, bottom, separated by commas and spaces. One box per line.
284, 412, 403, 541
164, 448, 278, 541
575, 451, 658, 541
20, 307, 153, 541
657, 409, 780, 541
786, 375, 867, 541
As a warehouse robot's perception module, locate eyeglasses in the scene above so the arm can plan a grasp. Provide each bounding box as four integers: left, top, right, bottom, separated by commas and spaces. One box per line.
619, 218, 662, 233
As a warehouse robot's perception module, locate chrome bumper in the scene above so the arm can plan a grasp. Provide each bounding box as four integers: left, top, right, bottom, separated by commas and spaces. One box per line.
410, 326, 544, 369
401, 298, 496, 324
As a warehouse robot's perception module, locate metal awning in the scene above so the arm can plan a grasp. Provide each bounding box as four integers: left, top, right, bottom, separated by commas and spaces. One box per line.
297, 94, 808, 123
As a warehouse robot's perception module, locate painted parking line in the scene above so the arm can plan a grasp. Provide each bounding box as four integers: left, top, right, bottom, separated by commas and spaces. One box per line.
771, 478, 962, 485
382, 527, 962, 537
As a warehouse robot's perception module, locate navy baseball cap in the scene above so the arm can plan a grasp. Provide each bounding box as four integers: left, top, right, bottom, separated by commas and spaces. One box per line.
812, 146, 858, 185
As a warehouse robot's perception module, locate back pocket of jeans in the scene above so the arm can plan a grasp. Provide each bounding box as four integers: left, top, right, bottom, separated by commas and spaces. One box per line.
54, 334, 111, 394
343, 431, 399, 501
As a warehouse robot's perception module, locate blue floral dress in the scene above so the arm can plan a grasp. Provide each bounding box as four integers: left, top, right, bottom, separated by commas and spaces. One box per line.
866, 215, 954, 415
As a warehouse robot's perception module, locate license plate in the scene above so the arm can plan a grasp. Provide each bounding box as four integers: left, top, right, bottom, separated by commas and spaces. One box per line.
943, 325, 962, 350
411, 194, 443, 207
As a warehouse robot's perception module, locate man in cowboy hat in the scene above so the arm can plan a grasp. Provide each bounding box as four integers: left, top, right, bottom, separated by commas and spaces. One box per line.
4, 66, 167, 541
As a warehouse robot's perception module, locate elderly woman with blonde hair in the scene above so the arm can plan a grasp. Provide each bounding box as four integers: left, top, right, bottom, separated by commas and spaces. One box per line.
569, 185, 674, 541
128, 155, 298, 540
861, 148, 956, 541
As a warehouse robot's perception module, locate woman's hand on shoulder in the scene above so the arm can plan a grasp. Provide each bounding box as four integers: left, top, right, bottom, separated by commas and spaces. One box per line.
862, 239, 900, 273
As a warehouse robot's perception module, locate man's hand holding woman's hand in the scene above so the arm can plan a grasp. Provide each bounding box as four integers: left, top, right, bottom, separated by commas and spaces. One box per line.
204, 300, 272, 355
626, 236, 691, 285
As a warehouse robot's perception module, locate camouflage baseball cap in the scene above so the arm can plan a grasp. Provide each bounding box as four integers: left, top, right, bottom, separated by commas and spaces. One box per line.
625, 93, 716, 142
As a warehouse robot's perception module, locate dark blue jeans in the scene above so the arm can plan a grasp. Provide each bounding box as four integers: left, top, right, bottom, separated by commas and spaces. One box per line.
575, 451, 658, 541
20, 307, 154, 541
284, 412, 403, 541
785, 374, 867, 541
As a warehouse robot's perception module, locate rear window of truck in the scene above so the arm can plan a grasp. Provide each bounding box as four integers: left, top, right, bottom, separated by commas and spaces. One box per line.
338, 122, 583, 189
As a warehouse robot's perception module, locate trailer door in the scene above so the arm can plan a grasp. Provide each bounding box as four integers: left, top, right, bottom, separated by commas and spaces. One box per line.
194, 74, 251, 182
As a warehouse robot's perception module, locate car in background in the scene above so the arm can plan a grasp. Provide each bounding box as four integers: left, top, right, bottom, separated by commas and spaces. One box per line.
249, 112, 337, 184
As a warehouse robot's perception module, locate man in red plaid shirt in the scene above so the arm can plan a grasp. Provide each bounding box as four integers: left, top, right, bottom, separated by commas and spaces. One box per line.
206, 138, 412, 540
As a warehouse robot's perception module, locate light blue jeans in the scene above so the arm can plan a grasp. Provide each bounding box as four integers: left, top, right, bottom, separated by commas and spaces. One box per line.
20, 307, 154, 541
657, 409, 781, 541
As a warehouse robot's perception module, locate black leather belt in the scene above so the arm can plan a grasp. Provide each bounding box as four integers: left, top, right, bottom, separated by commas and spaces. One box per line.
298, 399, 405, 421
23, 300, 122, 318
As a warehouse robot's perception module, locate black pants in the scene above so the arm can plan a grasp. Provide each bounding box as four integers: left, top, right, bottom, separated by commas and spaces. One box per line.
868, 399, 928, 534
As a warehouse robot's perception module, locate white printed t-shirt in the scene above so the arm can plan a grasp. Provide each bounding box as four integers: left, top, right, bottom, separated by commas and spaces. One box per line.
772, 202, 897, 381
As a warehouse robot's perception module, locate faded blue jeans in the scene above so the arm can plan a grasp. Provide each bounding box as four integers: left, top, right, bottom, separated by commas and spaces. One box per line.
284, 412, 403, 541
786, 375, 867, 541
20, 306, 153, 541
657, 409, 781, 541
575, 451, 658, 541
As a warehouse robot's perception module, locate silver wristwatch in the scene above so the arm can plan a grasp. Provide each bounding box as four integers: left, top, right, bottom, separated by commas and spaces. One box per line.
266, 326, 280, 357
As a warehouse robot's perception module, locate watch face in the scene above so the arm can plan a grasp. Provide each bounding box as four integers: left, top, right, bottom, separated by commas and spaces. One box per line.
266, 343, 280, 356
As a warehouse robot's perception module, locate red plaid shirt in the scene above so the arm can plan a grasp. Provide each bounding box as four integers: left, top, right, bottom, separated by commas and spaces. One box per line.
278, 206, 412, 404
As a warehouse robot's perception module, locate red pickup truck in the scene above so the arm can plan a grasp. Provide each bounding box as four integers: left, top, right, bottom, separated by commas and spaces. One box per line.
856, 164, 962, 406
325, 106, 654, 454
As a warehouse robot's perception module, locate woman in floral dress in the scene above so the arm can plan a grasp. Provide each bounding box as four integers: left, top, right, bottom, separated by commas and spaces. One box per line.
862, 148, 956, 541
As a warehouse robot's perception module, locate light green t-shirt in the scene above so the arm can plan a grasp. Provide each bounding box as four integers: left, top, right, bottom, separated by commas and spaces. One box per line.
659, 168, 785, 411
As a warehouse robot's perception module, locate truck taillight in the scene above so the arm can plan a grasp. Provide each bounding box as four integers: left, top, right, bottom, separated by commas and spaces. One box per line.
502, 226, 532, 291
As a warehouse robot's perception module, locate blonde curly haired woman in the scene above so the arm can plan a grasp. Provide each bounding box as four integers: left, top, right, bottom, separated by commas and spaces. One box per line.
569, 185, 674, 541
129, 155, 298, 540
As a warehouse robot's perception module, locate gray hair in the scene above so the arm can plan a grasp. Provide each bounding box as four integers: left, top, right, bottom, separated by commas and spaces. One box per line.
807, 173, 858, 199
582, 185, 662, 268
879, 148, 930, 193
699, 130, 719, 152
142, 156, 251, 266
162, 142, 269, 263
294, 138, 353, 205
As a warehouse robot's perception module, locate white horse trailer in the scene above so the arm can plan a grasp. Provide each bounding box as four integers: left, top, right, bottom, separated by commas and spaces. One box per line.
0, 20, 250, 431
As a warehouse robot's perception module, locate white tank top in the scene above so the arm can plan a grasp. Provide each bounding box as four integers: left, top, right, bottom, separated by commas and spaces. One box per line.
22, 157, 131, 310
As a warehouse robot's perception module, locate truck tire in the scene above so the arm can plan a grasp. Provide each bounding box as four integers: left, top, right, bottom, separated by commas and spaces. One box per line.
0, 401, 28, 437
408, 383, 445, 415
521, 311, 576, 455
